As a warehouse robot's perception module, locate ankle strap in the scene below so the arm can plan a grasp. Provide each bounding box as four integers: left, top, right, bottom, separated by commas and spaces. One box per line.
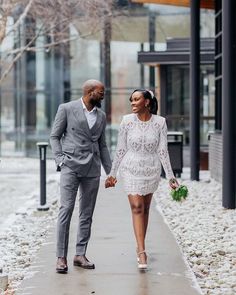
138, 250, 146, 255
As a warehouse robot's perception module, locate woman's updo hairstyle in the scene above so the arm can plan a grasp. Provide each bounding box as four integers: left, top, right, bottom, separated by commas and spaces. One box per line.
129, 89, 158, 115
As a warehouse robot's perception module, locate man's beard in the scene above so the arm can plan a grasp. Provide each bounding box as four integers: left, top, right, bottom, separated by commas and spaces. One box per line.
90, 98, 102, 108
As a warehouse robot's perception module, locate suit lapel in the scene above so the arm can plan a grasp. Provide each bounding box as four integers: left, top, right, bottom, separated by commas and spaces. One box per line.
90, 108, 103, 135
72, 99, 92, 138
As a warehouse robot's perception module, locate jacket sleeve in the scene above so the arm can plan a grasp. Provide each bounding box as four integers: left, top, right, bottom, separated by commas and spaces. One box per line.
50, 104, 67, 166
109, 117, 127, 177
98, 119, 112, 175
157, 119, 175, 180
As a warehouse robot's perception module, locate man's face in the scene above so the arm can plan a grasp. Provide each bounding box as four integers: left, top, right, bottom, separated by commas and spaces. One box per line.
90, 85, 105, 108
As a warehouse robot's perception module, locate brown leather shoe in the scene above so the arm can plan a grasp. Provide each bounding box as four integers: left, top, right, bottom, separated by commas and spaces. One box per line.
73, 255, 95, 269
56, 257, 68, 273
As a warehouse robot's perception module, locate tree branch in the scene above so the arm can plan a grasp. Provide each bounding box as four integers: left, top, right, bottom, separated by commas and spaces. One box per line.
5, 0, 35, 38
0, 22, 43, 85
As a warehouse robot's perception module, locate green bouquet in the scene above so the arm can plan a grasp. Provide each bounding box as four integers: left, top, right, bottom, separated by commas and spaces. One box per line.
170, 185, 188, 202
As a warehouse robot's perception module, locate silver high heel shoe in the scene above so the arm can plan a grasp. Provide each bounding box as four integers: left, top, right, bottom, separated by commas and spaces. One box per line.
137, 250, 147, 270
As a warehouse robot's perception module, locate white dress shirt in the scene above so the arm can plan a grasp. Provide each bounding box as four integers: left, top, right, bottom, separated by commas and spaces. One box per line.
81, 98, 97, 129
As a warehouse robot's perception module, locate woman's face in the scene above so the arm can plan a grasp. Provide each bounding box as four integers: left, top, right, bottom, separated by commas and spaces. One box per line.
130, 91, 147, 113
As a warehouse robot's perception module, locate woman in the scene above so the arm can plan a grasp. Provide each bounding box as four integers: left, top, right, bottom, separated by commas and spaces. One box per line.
105, 89, 178, 270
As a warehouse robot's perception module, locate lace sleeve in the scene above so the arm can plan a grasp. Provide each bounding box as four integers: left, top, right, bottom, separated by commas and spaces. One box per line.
157, 120, 175, 179
110, 118, 127, 177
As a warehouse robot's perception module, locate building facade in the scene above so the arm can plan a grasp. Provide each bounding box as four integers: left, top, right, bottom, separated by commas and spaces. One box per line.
0, 2, 214, 158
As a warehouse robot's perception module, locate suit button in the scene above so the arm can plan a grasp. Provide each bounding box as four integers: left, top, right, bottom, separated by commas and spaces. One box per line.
72, 127, 75, 130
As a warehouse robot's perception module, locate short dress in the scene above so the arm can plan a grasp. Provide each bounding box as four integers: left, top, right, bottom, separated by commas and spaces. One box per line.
110, 114, 174, 196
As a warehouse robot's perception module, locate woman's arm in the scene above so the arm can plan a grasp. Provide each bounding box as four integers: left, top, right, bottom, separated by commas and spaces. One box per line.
157, 119, 175, 180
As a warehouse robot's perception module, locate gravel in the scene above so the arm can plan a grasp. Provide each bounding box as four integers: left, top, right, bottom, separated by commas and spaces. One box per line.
155, 172, 236, 295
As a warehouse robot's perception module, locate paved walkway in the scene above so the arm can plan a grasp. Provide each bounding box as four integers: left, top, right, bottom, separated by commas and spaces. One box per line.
17, 179, 201, 295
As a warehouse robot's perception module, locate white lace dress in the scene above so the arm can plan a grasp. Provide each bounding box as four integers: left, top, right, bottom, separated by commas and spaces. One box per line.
110, 114, 174, 196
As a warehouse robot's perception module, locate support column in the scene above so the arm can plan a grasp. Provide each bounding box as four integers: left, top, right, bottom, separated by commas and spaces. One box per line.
45, 28, 70, 128
222, 0, 236, 209
140, 43, 144, 88
160, 66, 167, 117
101, 16, 112, 150
149, 10, 155, 92
101, 17, 111, 120
190, 0, 200, 181
0, 52, 1, 156
14, 21, 26, 154
214, 0, 222, 131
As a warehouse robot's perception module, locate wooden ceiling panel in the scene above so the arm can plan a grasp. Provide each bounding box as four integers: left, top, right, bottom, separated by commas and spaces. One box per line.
131, 0, 215, 10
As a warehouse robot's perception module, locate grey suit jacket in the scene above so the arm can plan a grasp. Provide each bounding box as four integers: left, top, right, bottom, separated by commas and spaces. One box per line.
50, 99, 112, 177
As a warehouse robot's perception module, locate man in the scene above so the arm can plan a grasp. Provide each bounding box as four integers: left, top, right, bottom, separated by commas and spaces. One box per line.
50, 79, 112, 273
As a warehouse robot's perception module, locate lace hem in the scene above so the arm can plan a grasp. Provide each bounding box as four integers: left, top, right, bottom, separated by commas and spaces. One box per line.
124, 189, 158, 196
122, 177, 160, 196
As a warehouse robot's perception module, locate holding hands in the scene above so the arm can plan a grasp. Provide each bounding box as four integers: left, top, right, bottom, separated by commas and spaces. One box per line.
105, 176, 117, 188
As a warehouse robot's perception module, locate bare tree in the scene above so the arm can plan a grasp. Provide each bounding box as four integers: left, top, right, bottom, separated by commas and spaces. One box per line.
0, 0, 117, 84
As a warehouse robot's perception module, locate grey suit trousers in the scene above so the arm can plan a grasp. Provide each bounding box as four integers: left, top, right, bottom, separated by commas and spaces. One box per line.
57, 165, 100, 258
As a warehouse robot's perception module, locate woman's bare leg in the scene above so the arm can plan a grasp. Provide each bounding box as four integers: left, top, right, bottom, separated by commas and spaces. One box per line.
143, 193, 153, 238
128, 194, 147, 264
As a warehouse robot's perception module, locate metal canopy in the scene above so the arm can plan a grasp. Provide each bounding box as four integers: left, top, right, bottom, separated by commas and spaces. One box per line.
131, 0, 215, 10
137, 38, 214, 65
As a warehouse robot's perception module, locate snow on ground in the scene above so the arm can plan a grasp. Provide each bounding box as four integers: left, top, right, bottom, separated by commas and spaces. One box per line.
0, 157, 58, 226
0, 158, 60, 294
155, 169, 236, 295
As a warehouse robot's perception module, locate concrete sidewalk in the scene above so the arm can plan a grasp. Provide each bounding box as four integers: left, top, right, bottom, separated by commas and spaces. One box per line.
17, 179, 201, 295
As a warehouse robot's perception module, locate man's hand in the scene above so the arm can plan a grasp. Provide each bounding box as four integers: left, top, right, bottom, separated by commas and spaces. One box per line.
105, 176, 117, 188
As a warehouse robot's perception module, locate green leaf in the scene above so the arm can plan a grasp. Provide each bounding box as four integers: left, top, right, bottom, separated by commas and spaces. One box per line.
170, 185, 188, 202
